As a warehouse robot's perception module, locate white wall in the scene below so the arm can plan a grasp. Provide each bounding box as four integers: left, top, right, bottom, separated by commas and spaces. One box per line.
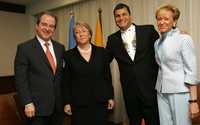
0, 11, 30, 76
27, 0, 85, 15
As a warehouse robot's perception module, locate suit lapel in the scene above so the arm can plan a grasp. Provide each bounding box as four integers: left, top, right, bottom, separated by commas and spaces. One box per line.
134, 25, 140, 62
52, 41, 61, 74
134, 25, 146, 63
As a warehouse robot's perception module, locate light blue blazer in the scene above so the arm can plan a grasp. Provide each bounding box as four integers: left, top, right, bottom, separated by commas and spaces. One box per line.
154, 28, 199, 93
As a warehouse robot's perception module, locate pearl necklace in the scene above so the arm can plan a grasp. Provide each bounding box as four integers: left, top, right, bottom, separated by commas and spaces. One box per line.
77, 44, 92, 53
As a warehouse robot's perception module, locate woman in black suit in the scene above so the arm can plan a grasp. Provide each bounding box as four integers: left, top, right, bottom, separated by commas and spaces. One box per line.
62, 21, 114, 125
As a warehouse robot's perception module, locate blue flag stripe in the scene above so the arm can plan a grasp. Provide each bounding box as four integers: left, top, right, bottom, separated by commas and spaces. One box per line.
68, 15, 76, 49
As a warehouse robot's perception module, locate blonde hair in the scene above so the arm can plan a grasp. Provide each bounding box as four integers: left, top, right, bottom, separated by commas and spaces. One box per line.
155, 4, 180, 21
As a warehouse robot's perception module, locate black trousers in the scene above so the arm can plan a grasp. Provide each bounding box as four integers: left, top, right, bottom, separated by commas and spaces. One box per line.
71, 103, 108, 125
126, 97, 160, 125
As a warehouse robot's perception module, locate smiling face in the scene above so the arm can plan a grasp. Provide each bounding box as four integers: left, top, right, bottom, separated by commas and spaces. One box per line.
74, 24, 91, 46
156, 9, 177, 33
114, 7, 132, 31
36, 14, 56, 41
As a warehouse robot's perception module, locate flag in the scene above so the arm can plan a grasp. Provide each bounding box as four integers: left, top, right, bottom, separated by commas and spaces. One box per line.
94, 8, 104, 47
68, 14, 76, 49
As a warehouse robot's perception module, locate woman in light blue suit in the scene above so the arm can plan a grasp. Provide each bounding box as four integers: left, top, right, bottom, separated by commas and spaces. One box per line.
154, 4, 199, 125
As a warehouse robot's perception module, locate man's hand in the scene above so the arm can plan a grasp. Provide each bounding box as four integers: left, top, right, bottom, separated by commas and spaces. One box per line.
25, 103, 35, 118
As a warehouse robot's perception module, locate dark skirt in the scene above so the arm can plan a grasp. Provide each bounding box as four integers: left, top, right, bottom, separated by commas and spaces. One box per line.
71, 103, 108, 125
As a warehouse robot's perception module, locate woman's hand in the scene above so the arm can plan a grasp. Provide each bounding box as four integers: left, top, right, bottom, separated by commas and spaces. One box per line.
64, 104, 72, 115
189, 102, 199, 118
107, 99, 115, 110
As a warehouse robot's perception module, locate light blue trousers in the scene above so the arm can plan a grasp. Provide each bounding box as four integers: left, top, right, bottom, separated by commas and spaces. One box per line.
157, 92, 191, 125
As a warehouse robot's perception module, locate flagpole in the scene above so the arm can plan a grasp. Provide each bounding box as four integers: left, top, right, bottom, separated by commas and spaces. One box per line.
68, 10, 76, 49
69, 10, 74, 16
98, 8, 102, 31
94, 8, 104, 47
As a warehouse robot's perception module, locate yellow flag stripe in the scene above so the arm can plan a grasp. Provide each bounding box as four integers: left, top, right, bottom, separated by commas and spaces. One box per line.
94, 16, 104, 47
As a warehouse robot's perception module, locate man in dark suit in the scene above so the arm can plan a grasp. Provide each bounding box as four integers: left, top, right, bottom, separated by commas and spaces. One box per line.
106, 3, 160, 125
14, 12, 65, 125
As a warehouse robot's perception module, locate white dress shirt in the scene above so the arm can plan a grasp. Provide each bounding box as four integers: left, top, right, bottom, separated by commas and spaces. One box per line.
121, 24, 136, 61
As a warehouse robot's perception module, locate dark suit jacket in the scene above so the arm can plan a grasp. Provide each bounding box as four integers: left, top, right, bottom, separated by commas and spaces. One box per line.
62, 45, 113, 106
106, 24, 159, 106
14, 37, 65, 116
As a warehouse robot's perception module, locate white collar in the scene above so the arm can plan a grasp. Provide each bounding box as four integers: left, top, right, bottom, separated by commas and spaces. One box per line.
121, 24, 135, 33
77, 44, 92, 53
36, 35, 52, 46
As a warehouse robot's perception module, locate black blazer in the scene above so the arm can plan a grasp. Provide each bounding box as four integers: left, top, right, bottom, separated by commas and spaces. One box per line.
62, 45, 113, 106
106, 24, 159, 105
14, 37, 65, 116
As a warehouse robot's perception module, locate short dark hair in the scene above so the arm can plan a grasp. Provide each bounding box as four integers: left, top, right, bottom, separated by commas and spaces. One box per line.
113, 3, 131, 15
36, 11, 58, 28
